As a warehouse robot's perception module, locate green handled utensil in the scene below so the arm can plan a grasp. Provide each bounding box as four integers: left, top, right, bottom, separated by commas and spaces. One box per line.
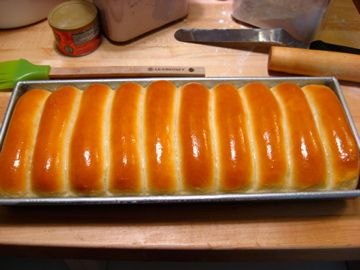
0, 59, 205, 90
0, 59, 50, 90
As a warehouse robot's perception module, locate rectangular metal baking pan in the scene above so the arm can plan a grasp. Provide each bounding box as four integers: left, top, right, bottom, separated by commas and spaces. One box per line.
0, 77, 359, 205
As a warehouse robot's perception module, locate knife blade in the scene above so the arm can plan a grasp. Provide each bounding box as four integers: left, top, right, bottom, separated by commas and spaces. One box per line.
174, 28, 308, 48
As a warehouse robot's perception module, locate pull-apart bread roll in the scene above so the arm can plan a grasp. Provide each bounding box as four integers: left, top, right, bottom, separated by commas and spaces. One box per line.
0, 90, 50, 196
302, 85, 359, 189
271, 83, 327, 190
109, 82, 143, 194
179, 83, 215, 192
32, 86, 81, 195
214, 83, 253, 191
145, 81, 178, 193
240, 83, 287, 191
70, 84, 112, 195
0, 80, 358, 197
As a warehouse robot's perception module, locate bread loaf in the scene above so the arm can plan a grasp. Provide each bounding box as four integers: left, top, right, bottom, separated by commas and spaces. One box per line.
0, 81, 358, 197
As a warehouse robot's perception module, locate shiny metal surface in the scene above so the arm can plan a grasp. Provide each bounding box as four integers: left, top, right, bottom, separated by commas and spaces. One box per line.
0, 77, 358, 205
0, 190, 359, 205
174, 28, 308, 48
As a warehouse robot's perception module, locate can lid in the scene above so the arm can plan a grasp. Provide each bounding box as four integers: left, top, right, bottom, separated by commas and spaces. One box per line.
48, 0, 97, 30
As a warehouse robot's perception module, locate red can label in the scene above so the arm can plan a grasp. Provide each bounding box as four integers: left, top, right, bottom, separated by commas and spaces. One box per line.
53, 20, 101, 57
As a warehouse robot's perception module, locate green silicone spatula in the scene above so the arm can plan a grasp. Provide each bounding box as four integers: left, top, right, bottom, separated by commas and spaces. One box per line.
0, 59, 50, 89
0, 59, 205, 90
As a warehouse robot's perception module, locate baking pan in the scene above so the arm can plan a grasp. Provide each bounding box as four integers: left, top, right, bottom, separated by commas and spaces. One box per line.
0, 77, 359, 205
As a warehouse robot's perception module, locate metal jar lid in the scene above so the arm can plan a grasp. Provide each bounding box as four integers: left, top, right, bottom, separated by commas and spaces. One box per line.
48, 0, 97, 30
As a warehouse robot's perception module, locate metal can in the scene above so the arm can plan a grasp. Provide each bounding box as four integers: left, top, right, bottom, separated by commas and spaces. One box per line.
48, 0, 101, 56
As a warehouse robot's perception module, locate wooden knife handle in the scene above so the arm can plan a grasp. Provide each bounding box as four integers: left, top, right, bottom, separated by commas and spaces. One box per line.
49, 66, 205, 79
268, 46, 360, 83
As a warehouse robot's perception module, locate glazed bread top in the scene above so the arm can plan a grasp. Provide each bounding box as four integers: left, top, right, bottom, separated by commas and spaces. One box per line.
302, 85, 359, 189
145, 81, 178, 193
241, 82, 287, 190
179, 82, 214, 192
69, 84, 112, 195
214, 83, 253, 191
32, 86, 81, 195
272, 82, 327, 190
0, 89, 50, 196
0, 81, 358, 197
109, 82, 143, 194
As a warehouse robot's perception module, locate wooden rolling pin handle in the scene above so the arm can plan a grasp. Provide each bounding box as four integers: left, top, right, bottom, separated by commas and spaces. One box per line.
49, 66, 205, 79
268, 46, 360, 83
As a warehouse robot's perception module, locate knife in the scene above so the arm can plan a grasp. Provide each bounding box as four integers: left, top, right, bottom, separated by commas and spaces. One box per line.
174, 28, 308, 48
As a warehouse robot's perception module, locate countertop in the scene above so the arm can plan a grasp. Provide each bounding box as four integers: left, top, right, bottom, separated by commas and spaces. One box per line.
0, 0, 359, 261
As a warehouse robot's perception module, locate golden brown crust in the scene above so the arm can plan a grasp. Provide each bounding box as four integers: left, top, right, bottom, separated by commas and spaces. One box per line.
241, 83, 287, 190
214, 83, 252, 191
31, 86, 81, 195
272, 82, 327, 190
179, 82, 214, 192
1, 81, 358, 198
144, 81, 177, 193
109, 82, 143, 193
0, 89, 50, 196
69, 84, 112, 195
302, 85, 359, 189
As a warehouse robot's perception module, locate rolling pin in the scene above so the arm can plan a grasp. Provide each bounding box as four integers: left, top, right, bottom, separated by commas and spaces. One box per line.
268, 46, 360, 83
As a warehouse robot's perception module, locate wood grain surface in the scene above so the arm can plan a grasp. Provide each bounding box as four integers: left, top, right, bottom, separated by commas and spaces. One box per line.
0, 0, 359, 260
